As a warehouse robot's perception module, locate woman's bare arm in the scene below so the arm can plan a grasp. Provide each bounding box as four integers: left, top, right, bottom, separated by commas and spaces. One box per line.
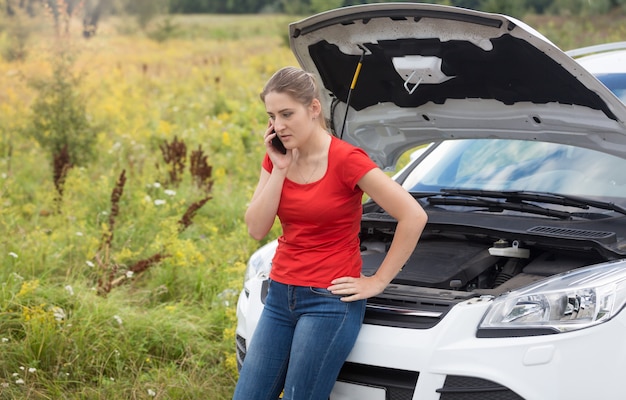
244, 167, 288, 240
328, 168, 427, 301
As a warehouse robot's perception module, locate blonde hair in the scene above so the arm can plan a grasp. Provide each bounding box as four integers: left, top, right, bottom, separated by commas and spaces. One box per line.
260, 66, 327, 129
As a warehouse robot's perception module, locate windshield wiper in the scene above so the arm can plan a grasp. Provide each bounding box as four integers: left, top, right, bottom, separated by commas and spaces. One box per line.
424, 194, 573, 219
442, 189, 626, 217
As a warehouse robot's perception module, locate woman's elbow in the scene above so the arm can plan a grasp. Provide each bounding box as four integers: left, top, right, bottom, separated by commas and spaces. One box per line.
402, 203, 428, 231
415, 206, 428, 230
245, 210, 267, 240
247, 227, 267, 241
417, 206, 428, 224
246, 219, 270, 240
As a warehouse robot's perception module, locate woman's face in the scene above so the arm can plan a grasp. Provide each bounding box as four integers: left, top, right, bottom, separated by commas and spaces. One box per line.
265, 91, 319, 150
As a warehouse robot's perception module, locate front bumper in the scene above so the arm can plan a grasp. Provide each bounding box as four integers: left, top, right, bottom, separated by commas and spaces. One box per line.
236, 278, 626, 400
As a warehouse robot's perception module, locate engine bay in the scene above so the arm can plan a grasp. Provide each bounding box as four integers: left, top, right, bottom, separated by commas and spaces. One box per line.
360, 234, 605, 296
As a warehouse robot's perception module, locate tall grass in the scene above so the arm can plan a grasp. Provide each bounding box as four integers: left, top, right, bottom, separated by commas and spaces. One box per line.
0, 11, 623, 399
0, 12, 295, 399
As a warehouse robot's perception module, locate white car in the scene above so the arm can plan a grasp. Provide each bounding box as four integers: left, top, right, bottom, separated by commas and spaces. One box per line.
236, 3, 626, 399
566, 42, 626, 104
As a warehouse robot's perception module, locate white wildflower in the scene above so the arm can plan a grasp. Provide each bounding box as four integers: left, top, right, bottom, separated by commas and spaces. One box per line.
86, 260, 95, 267
65, 285, 74, 296
164, 189, 176, 196
125, 271, 134, 279
12, 373, 18, 377
75, 232, 83, 237
154, 199, 166, 206
52, 307, 66, 322
217, 288, 239, 307
19, 367, 24, 371
147, 389, 156, 397
109, 142, 122, 154
15, 378, 24, 385
113, 315, 123, 325
8, 252, 18, 259
144, 195, 152, 202
2, 338, 8, 343
11, 272, 23, 280
1, 382, 9, 388
28, 368, 36, 373
152, 182, 161, 188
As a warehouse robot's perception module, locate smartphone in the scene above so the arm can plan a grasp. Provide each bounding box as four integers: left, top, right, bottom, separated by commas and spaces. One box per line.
271, 131, 287, 154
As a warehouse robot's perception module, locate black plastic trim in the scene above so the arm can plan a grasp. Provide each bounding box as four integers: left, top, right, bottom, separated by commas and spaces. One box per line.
476, 327, 559, 338
438, 375, 525, 400
260, 279, 269, 304
338, 362, 418, 400
527, 225, 617, 244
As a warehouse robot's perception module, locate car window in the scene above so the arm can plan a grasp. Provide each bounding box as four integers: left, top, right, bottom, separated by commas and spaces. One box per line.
403, 139, 626, 201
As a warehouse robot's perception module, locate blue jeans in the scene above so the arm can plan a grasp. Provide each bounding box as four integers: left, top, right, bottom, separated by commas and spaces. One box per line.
233, 280, 366, 400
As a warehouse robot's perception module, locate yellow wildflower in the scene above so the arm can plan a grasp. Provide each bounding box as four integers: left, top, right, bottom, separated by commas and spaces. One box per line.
17, 280, 39, 297
222, 131, 231, 146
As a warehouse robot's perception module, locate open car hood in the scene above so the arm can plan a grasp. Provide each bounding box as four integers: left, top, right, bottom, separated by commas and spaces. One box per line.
289, 3, 626, 169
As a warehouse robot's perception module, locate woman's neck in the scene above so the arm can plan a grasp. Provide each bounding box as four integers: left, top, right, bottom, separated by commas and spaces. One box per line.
295, 127, 330, 160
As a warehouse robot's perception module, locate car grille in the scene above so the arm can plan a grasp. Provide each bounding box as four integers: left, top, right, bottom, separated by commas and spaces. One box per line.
364, 284, 472, 329
437, 375, 525, 400
235, 334, 246, 371
364, 298, 452, 329
337, 362, 418, 400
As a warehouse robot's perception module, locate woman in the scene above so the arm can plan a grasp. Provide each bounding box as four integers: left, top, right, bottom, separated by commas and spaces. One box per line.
233, 66, 427, 400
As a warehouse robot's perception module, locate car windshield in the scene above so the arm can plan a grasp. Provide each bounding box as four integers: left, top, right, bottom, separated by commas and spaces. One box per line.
403, 139, 626, 205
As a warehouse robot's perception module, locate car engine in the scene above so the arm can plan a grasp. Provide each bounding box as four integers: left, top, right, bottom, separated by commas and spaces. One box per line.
361, 234, 604, 295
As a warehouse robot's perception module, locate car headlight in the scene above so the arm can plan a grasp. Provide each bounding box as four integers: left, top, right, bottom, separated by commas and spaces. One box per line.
478, 260, 626, 337
244, 240, 278, 285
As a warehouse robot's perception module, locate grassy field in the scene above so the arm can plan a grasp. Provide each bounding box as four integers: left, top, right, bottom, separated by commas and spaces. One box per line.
0, 10, 624, 400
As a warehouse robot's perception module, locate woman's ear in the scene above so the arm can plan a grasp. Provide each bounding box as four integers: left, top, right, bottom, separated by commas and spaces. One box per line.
310, 98, 322, 118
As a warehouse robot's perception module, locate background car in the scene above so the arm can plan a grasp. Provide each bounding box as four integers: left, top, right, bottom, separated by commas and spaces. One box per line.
567, 41, 626, 104
237, 4, 626, 399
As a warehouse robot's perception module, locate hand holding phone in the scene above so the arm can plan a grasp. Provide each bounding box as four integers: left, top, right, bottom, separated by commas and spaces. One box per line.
271, 131, 287, 154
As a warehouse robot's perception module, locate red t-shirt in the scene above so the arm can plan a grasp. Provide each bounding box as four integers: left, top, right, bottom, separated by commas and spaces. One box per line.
262, 136, 377, 288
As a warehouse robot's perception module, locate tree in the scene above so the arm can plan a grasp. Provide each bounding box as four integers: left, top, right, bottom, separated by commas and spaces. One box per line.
310, 0, 343, 13
480, 0, 529, 17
